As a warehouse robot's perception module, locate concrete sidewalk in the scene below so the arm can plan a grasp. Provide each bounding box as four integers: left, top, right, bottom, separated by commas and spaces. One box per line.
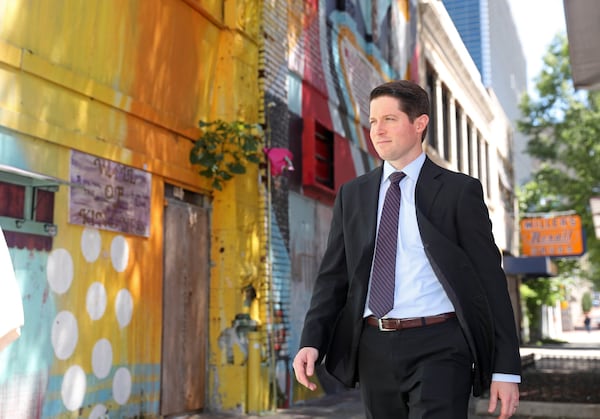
179, 391, 527, 419
182, 390, 365, 419
185, 330, 600, 419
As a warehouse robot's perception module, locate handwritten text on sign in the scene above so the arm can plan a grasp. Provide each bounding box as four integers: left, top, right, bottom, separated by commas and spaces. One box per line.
69, 150, 151, 237
520, 215, 584, 257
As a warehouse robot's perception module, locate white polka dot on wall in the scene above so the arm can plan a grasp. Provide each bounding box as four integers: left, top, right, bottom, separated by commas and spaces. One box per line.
110, 235, 129, 273
86, 282, 107, 321
112, 367, 132, 405
47, 248, 74, 294
92, 338, 113, 379
88, 404, 108, 419
51, 310, 79, 360
81, 228, 102, 263
61, 365, 86, 411
115, 289, 133, 328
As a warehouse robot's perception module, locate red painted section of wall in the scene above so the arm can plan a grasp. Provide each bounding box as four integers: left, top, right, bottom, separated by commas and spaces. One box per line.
301, 81, 333, 130
334, 135, 357, 187
302, 117, 336, 204
301, 76, 340, 204
302, 115, 316, 189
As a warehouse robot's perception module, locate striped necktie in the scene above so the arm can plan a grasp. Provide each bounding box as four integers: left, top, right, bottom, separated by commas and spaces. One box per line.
368, 171, 406, 318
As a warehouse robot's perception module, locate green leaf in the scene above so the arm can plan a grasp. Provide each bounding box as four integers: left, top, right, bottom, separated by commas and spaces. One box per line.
212, 178, 223, 190
219, 171, 234, 180
197, 153, 218, 168
246, 154, 261, 164
190, 150, 200, 164
199, 168, 214, 177
227, 162, 246, 174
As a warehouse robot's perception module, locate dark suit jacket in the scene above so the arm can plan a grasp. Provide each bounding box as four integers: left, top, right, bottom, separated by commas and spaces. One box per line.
299, 156, 521, 396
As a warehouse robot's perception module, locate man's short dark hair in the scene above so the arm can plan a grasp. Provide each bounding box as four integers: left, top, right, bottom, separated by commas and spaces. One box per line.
370, 81, 430, 139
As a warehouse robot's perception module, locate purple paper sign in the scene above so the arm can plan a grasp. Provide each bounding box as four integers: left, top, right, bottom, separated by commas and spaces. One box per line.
69, 150, 151, 237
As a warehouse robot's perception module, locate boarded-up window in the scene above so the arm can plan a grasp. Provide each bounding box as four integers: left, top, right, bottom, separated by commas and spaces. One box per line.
0, 181, 55, 251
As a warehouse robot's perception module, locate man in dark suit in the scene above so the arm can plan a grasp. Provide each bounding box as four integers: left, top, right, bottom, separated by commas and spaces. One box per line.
293, 80, 521, 418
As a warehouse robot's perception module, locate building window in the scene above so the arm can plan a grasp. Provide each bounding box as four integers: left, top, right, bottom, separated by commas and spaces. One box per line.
477, 134, 483, 182
0, 174, 57, 251
302, 117, 336, 202
456, 104, 463, 172
484, 142, 490, 197
466, 119, 473, 176
426, 68, 437, 151
442, 85, 450, 162
314, 122, 334, 189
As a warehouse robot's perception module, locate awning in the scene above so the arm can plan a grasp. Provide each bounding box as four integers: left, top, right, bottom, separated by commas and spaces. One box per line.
503, 256, 558, 277
0, 164, 68, 188
564, 0, 600, 90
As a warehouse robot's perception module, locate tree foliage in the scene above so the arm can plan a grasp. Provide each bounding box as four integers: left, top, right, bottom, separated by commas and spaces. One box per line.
518, 34, 600, 288
582, 291, 593, 313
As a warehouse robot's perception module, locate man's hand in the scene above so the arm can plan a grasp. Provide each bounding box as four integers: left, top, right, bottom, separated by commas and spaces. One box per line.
488, 381, 519, 418
292, 347, 319, 391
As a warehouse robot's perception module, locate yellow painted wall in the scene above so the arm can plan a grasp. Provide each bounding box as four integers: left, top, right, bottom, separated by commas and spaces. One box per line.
0, 0, 264, 416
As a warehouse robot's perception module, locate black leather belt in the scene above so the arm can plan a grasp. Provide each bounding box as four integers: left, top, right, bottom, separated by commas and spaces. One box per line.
366, 312, 457, 331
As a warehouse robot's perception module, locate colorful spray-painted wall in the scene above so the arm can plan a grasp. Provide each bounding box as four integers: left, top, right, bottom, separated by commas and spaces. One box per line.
282, 0, 419, 402
0, 0, 263, 417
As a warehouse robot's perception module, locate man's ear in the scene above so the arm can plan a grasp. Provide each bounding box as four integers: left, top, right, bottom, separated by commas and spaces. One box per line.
415, 114, 429, 132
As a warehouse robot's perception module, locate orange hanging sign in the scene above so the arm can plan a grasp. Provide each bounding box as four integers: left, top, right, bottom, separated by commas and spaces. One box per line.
520, 215, 584, 257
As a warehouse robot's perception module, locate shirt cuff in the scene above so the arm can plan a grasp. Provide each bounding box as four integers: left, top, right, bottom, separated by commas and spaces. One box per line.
492, 373, 521, 383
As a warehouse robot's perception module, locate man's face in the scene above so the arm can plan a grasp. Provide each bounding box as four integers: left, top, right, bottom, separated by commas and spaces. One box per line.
369, 95, 428, 168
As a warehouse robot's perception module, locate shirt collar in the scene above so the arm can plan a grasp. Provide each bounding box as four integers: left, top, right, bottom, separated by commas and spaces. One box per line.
382, 153, 425, 183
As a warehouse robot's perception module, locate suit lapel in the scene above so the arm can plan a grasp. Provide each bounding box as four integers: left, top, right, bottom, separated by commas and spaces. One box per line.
352, 167, 382, 288
360, 166, 383, 241
416, 157, 443, 217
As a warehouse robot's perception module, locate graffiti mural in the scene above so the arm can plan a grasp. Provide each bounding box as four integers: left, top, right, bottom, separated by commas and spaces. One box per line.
0, 0, 419, 415
284, 0, 419, 402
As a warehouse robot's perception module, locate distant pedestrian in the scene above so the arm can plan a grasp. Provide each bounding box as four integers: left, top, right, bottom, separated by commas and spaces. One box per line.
584, 315, 591, 333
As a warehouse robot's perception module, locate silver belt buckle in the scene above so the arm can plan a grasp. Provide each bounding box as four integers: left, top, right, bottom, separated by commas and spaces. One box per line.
378, 318, 395, 332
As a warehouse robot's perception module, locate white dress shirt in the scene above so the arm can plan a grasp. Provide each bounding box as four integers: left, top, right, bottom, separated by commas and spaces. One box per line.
365, 153, 454, 318
364, 153, 520, 383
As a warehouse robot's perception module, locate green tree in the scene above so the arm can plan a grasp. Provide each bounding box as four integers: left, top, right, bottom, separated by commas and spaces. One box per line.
518, 33, 600, 288
518, 259, 575, 343
582, 291, 593, 314
517, 34, 600, 342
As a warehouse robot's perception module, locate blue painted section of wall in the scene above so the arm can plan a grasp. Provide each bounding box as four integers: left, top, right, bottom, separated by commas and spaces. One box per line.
0, 248, 55, 381
41, 363, 160, 418
287, 192, 334, 401
0, 130, 33, 171
269, 205, 292, 401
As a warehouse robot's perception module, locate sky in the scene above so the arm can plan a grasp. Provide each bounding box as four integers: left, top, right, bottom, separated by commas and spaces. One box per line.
507, 0, 567, 91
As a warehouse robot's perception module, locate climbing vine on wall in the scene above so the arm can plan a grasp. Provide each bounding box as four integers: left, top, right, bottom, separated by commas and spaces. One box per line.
190, 120, 264, 190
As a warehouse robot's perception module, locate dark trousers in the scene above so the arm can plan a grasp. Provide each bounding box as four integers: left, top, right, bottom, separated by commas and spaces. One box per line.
358, 317, 473, 419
